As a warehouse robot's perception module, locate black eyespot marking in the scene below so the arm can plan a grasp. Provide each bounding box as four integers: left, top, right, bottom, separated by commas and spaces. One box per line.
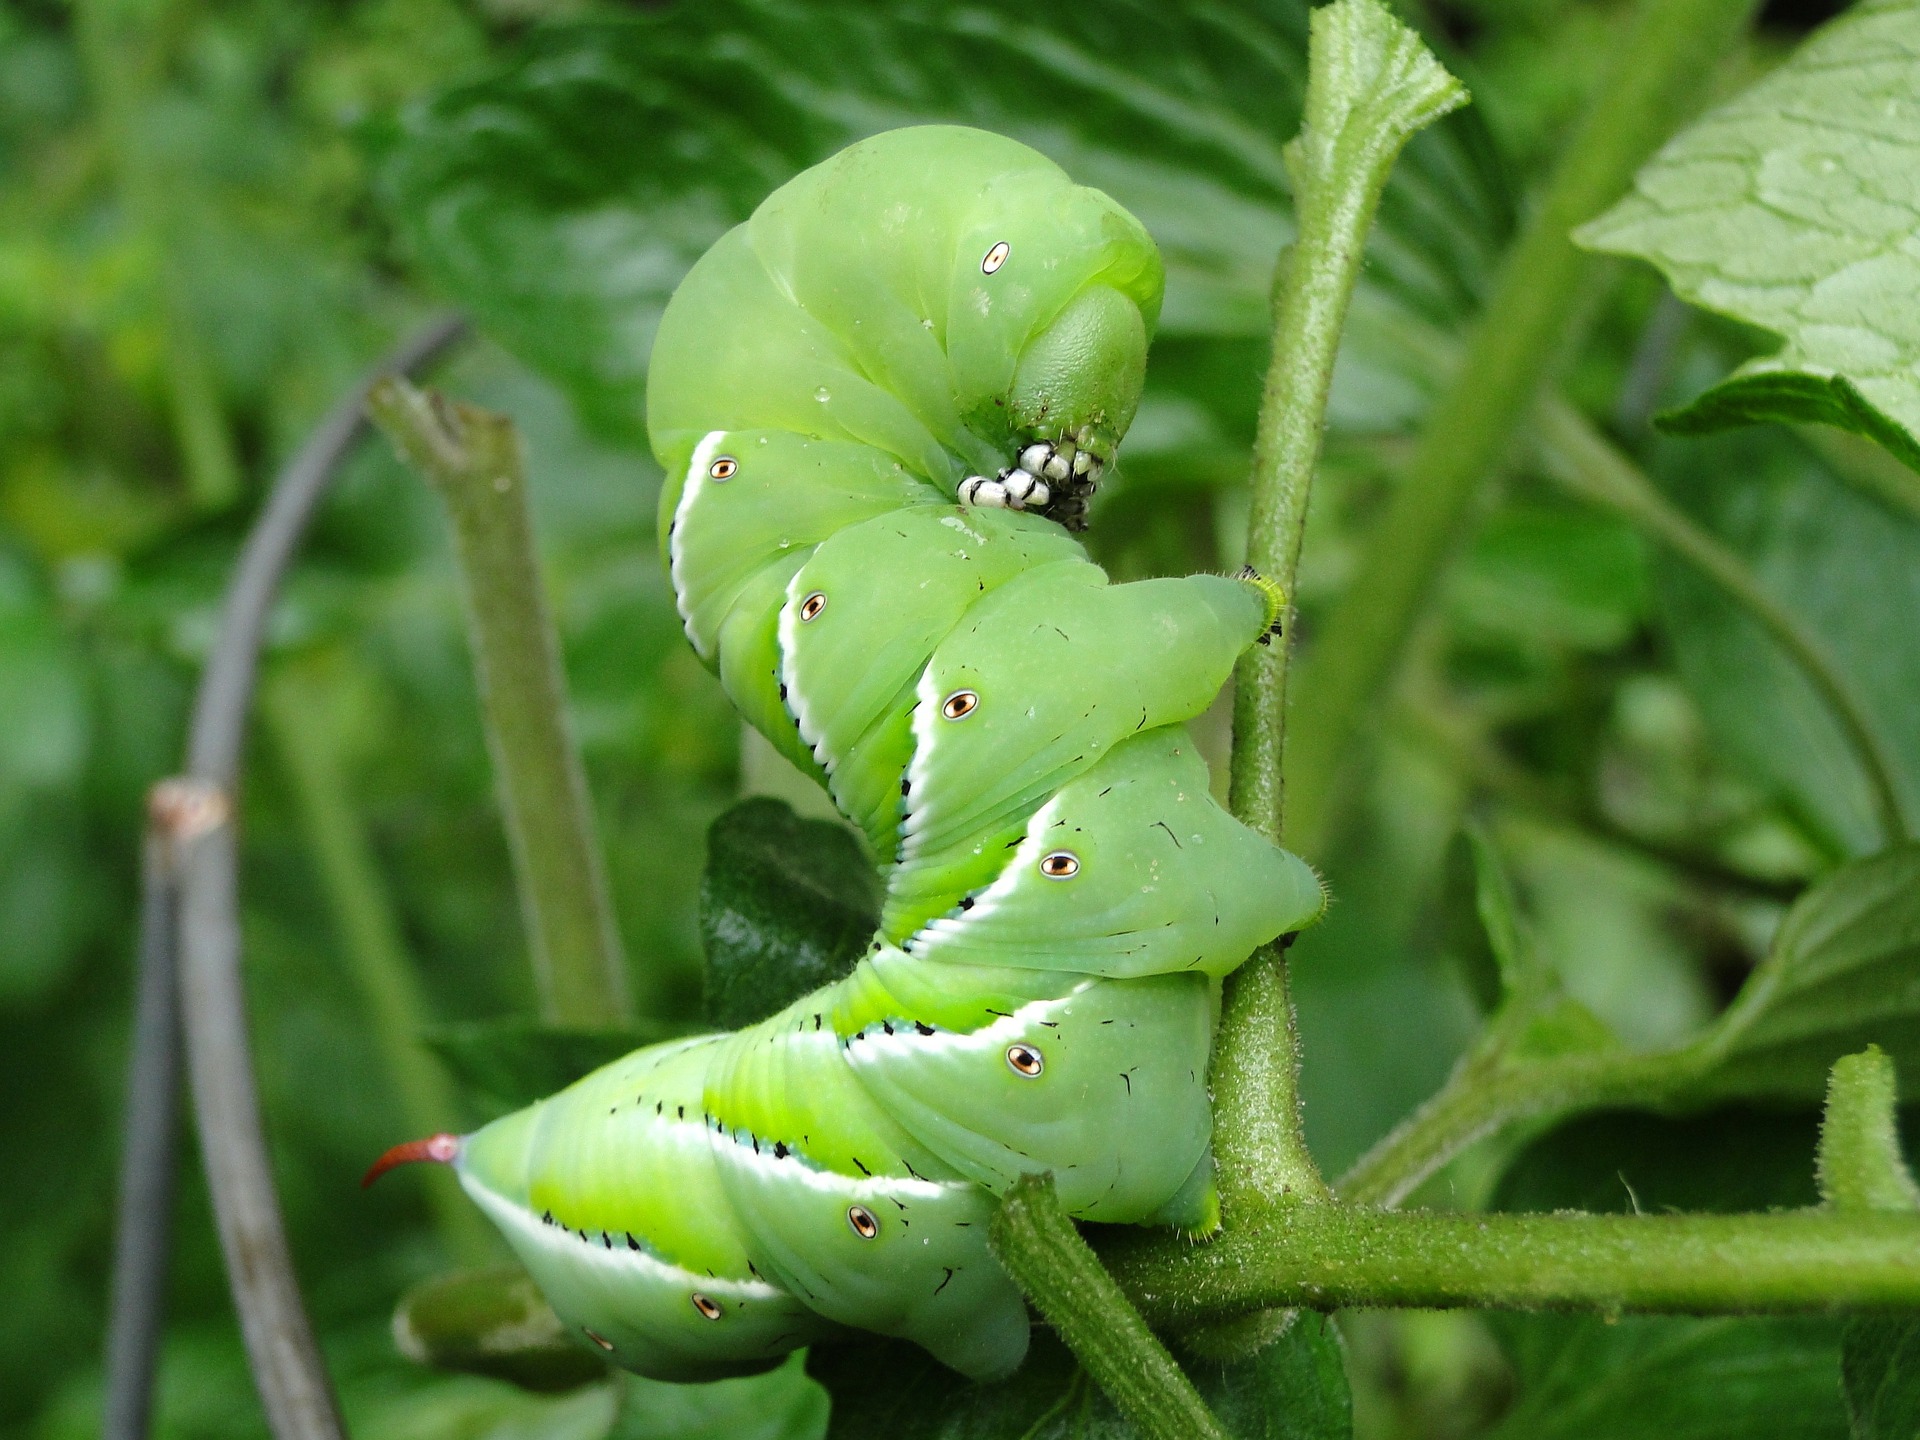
942, 689, 979, 720
709, 456, 738, 481
691, 1293, 724, 1321
1006, 1043, 1044, 1078
800, 591, 827, 622
1040, 850, 1080, 879
848, 1205, 880, 1240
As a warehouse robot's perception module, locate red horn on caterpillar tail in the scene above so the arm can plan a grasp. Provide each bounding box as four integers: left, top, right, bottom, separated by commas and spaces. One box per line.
362, 1132, 460, 1188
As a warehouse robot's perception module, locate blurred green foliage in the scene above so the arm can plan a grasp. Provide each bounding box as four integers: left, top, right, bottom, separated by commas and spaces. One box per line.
4, 0, 1916, 1437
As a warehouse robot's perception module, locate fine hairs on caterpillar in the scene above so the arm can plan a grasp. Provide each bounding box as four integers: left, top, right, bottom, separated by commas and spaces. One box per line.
367, 125, 1325, 1383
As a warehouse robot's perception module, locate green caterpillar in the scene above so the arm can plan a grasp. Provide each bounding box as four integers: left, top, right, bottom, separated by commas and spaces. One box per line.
370, 125, 1324, 1384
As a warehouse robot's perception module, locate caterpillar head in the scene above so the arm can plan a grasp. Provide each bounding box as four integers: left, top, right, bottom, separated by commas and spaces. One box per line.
958, 284, 1149, 531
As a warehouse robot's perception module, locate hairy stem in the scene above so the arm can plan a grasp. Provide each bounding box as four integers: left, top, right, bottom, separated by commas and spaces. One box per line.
1103, 1203, 1920, 1324
1536, 397, 1911, 844
262, 667, 493, 1262
367, 379, 631, 1026
1217, 0, 1465, 1219
1336, 1041, 1685, 1209
1282, 0, 1764, 859
991, 1176, 1231, 1440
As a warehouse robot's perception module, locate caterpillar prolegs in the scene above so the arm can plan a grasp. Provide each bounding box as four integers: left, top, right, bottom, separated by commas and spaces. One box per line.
376, 126, 1325, 1384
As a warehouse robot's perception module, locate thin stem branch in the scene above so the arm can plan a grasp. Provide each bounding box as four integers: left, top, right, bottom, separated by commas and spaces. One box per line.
1216, 0, 1465, 1219
1282, 0, 1764, 860
262, 668, 494, 1262
1102, 1204, 1920, 1325
990, 1176, 1231, 1440
179, 802, 347, 1440
103, 807, 185, 1440
157, 316, 465, 1440
1536, 398, 1910, 844
188, 318, 467, 785
367, 380, 631, 1027
1336, 1041, 1684, 1209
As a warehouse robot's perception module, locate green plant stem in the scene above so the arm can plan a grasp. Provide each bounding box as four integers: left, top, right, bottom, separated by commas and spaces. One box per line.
1282, 0, 1763, 859
1102, 1203, 1920, 1325
367, 378, 632, 1026
1535, 397, 1911, 844
1337, 1040, 1681, 1209
262, 668, 493, 1263
990, 1175, 1231, 1440
1217, 0, 1466, 1221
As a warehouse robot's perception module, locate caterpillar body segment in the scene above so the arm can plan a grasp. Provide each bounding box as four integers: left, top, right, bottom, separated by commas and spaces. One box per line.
452, 1038, 838, 1382
429, 126, 1327, 1384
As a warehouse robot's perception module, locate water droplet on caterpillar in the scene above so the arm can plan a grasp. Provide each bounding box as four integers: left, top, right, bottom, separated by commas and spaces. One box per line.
814, 386, 832, 403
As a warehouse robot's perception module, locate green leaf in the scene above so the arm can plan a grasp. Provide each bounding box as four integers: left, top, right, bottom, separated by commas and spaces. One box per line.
354, 1376, 619, 1440
393, 1266, 609, 1393
377, 0, 1503, 444
425, 1019, 680, 1113
1462, 821, 1536, 998
1486, 1315, 1847, 1440
1495, 1107, 1823, 1218
610, 1354, 827, 1440
1490, 1109, 1845, 1440
1842, 1316, 1920, 1440
808, 1321, 1350, 1440
1577, 0, 1920, 472
1652, 435, 1920, 856
1448, 505, 1650, 653
701, 798, 879, 1030
1699, 842, 1920, 1103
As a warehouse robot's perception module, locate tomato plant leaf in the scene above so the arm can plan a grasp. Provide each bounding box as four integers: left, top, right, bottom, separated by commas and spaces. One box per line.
809, 1320, 1350, 1440
1652, 436, 1920, 857
1577, 0, 1920, 472
1490, 1108, 1846, 1440
1697, 841, 1920, 1102
610, 1354, 828, 1440
393, 1266, 609, 1393
376, 0, 1503, 446
1842, 1316, 1920, 1440
700, 798, 879, 1031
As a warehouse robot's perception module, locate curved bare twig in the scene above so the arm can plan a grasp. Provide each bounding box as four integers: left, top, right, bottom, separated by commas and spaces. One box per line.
103, 316, 465, 1440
